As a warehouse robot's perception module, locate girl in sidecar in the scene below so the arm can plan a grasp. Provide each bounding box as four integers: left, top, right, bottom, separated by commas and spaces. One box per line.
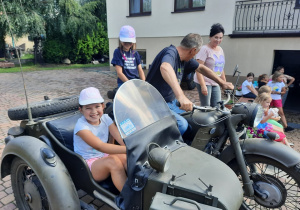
74, 87, 127, 192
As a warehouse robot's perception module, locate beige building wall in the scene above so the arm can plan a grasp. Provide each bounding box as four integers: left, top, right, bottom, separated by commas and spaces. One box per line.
5, 36, 34, 51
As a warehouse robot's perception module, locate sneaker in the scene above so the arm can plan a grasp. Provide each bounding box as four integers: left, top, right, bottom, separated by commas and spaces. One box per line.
289, 142, 294, 147
284, 126, 294, 132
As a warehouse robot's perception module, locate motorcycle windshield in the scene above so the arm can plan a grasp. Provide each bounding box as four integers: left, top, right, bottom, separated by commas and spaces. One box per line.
113, 79, 172, 138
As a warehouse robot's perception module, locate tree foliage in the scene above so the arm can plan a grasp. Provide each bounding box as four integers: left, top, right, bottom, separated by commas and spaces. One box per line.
0, 0, 108, 64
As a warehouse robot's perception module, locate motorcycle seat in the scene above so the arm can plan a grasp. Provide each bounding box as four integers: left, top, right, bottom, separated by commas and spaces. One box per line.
46, 112, 81, 151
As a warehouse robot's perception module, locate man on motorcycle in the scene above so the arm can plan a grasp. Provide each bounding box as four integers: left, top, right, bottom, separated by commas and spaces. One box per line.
146, 33, 234, 135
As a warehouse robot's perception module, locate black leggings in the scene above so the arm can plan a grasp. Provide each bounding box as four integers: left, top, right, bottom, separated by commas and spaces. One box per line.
243, 92, 257, 99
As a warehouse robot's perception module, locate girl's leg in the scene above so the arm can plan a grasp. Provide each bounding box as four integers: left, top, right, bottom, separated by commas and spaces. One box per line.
278, 107, 288, 128
196, 84, 211, 107
282, 137, 291, 147
91, 155, 127, 192
115, 154, 127, 171
210, 86, 221, 107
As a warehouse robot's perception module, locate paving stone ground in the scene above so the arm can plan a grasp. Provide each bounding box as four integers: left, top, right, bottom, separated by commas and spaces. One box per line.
0, 67, 299, 209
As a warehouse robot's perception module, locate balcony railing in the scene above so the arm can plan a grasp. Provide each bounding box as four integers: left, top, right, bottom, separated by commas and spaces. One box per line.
233, 0, 300, 34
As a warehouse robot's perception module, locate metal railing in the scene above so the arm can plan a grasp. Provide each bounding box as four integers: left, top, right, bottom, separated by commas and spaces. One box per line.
233, 0, 300, 33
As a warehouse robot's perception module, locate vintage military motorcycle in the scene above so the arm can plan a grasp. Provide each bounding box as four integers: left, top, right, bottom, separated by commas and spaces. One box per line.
1, 79, 244, 209
179, 90, 300, 209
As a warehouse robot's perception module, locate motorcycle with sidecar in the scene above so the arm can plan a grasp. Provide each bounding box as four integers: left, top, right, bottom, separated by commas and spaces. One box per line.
1, 79, 243, 209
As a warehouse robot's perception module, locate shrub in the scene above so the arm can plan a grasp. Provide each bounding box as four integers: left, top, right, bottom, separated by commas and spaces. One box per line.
43, 39, 72, 63
72, 22, 108, 64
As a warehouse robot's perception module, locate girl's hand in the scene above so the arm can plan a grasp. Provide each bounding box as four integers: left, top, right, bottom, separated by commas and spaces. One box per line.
201, 86, 208, 96
272, 116, 281, 121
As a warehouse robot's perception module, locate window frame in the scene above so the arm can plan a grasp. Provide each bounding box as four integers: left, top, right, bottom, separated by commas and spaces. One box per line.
128, 0, 151, 17
173, 0, 205, 13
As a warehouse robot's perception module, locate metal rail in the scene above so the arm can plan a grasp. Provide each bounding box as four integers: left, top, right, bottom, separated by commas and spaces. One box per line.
234, 0, 300, 32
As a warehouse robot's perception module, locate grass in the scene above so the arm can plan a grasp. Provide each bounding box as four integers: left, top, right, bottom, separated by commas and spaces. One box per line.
21, 54, 34, 59
0, 62, 110, 73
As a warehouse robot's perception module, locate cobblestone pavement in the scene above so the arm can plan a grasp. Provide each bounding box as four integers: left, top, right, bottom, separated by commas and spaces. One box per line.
0, 68, 299, 209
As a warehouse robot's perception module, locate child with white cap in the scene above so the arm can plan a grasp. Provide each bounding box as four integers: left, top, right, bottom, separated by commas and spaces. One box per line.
111, 25, 145, 87
73, 87, 127, 192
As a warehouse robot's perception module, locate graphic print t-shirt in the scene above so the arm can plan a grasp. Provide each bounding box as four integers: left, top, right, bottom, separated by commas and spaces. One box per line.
111, 48, 141, 86
194, 45, 225, 86
267, 81, 285, 100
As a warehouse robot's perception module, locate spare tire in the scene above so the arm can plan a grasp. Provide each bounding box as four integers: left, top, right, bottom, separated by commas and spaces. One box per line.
8, 95, 79, 121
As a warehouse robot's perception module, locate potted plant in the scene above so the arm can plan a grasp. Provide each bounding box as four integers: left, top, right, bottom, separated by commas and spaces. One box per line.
235, 86, 243, 96
225, 99, 234, 109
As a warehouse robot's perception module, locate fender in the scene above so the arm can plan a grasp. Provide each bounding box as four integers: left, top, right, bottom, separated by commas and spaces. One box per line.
1, 136, 80, 210
219, 138, 300, 168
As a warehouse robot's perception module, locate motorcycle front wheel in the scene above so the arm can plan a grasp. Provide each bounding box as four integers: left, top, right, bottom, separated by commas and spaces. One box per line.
229, 155, 300, 210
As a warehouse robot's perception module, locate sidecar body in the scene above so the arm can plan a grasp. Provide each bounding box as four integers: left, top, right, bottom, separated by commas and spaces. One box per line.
1, 79, 243, 210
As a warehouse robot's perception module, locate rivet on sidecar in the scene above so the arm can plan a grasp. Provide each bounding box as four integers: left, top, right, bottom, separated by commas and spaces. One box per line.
40, 148, 57, 167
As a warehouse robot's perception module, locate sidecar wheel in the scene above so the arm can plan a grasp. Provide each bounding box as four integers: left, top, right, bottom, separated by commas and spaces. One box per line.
8, 95, 79, 120
11, 157, 50, 210
228, 155, 300, 210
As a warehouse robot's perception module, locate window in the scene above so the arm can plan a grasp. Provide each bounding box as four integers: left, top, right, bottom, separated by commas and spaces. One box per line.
296, 0, 300, 9
174, 0, 205, 12
129, 0, 151, 16
136, 49, 147, 69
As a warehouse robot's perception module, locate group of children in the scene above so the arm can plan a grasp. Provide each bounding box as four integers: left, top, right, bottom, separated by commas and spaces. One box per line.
242, 70, 294, 133
248, 85, 291, 147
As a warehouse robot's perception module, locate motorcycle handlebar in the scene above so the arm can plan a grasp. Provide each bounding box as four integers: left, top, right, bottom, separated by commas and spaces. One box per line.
176, 90, 232, 110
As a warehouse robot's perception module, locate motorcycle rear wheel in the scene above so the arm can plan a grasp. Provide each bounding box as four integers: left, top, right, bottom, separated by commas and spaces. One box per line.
11, 157, 50, 210
229, 155, 300, 210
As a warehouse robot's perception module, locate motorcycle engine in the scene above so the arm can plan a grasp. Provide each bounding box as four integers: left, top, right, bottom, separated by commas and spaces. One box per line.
182, 109, 225, 152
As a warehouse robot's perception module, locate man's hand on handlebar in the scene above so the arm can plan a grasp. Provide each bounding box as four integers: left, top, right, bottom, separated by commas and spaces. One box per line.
221, 82, 234, 90
177, 95, 193, 112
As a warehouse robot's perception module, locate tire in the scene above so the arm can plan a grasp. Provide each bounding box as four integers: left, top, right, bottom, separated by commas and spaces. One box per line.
11, 157, 50, 210
8, 95, 79, 121
228, 155, 300, 210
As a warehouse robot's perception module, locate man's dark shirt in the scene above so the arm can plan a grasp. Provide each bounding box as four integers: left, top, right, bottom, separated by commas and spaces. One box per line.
146, 45, 199, 102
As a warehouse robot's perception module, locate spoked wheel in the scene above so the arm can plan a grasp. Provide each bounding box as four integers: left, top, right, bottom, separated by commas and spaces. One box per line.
229, 155, 300, 210
11, 157, 50, 210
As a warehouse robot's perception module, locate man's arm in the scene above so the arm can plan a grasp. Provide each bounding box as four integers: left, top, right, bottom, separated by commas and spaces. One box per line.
196, 64, 233, 90
160, 62, 193, 111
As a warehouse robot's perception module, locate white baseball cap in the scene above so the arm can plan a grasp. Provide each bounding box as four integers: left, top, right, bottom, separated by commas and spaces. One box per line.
119, 25, 136, 43
79, 87, 104, 105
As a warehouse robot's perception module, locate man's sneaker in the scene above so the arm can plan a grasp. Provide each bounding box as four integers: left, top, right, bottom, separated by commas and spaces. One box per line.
285, 126, 294, 132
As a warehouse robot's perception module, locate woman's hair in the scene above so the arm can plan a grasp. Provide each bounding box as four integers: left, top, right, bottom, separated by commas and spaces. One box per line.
258, 85, 272, 95
275, 66, 284, 71
272, 71, 283, 82
180, 33, 203, 51
247, 72, 255, 78
254, 92, 271, 104
209, 23, 225, 37
258, 74, 267, 82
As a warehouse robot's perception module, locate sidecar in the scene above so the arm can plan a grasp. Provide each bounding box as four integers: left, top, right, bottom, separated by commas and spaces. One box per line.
1, 79, 243, 210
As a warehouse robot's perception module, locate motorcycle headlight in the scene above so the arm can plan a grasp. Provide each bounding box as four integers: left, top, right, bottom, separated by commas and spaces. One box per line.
231, 102, 264, 127
147, 143, 171, 172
